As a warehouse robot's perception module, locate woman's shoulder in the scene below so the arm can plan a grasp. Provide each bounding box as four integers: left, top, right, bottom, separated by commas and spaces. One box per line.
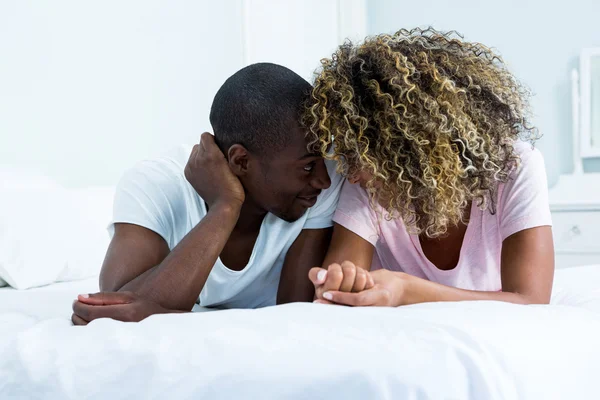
513, 140, 544, 165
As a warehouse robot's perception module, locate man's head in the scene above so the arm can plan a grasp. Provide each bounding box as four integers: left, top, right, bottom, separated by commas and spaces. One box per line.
210, 63, 331, 222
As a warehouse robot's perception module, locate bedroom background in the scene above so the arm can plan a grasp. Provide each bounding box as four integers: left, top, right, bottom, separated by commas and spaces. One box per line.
2, 4, 600, 398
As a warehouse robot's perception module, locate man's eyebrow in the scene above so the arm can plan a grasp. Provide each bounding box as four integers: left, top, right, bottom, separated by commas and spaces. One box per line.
297, 153, 321, 161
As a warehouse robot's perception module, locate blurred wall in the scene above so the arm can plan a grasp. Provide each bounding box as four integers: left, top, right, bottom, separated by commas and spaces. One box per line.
367, 0, 600, 186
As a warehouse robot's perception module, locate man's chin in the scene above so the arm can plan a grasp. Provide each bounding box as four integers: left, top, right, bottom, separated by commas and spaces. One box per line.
273, 207, 306, 223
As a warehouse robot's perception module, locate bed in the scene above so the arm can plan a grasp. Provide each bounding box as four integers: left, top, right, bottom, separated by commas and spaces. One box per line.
1, 266, 599, 399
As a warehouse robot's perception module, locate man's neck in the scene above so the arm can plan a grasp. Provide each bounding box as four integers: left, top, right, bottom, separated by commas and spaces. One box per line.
234, 198, 267, 234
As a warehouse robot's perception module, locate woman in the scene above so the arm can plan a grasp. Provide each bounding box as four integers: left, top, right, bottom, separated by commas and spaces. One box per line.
304, 28, 554, 307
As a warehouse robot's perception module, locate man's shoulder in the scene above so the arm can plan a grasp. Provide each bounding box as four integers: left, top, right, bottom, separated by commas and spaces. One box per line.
116, 144, 196, 205
136, 144, 191, 176
119, 145, 191, 190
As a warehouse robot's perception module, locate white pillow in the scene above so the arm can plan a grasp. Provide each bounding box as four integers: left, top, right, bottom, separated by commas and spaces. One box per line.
0, 277, 7, 288
0, 185, 71, 289
57, 186, 114, 283
0, 167, 60, 190
0, 170, 114, 289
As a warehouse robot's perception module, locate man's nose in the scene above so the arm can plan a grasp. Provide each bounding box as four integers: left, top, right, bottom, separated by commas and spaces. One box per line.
310, 159, 332, 190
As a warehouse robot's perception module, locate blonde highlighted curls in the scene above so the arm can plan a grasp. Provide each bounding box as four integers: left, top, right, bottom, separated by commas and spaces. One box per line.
303, 27, 539, 238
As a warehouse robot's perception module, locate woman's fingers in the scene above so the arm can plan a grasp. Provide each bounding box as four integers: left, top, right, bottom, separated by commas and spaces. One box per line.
308, 267, 327, 286
323, 287, 392, 307
311, 262, 373, 300
353, 268, 368, 292
366, 271, 375, 289
338, 261, 357, 292
321, 263, 343, 294
313, 298, 337, 305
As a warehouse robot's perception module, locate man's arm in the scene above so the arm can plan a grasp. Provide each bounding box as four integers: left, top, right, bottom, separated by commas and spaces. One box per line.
98, 132, 245, 311
276, 227, 333, 304
100, 201, 240, 311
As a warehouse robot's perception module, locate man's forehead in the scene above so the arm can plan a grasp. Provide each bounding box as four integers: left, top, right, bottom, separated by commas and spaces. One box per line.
275, 126, 319, 158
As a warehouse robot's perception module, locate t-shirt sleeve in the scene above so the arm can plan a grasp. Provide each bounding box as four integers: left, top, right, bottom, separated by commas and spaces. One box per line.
498, 143, 553, 241
108, 159, 186, 246
303, 160, 344, 229
332, 180, 380, 246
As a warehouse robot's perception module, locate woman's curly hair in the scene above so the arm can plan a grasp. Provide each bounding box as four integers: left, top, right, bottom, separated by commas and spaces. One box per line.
303, 27, 539, 238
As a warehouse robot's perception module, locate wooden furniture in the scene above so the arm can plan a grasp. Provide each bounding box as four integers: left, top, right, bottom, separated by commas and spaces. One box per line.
548, 65, 600, 268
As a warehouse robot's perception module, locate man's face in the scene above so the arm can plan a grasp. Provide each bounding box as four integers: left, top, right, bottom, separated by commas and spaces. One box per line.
242, 125, 331, 222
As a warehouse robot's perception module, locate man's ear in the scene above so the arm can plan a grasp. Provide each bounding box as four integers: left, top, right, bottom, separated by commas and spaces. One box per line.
227, 144, 250, 177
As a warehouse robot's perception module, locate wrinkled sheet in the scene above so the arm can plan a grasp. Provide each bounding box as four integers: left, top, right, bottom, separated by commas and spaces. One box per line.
1, 268, 600, 399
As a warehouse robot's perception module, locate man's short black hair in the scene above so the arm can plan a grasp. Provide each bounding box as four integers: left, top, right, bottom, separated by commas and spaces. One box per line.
210, 63, 312, 155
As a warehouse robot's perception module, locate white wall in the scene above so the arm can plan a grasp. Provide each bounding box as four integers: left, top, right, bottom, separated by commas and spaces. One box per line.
0, 0, 366, 188
367, 0, 600, 186
243, 0, 366, 81
0, 1, 245, 187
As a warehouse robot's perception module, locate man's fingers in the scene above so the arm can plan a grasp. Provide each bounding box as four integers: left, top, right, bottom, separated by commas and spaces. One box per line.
200, 132, 218, 154
71, 313, 88, 326
339, 261, 357, 293
199, 132, 211, 149
308, 267, 327, 285
76, 292, 134, 306
72, 301, 133, 322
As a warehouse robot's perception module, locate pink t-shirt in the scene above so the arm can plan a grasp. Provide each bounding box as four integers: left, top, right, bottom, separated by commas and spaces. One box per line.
333, 141, 552, 291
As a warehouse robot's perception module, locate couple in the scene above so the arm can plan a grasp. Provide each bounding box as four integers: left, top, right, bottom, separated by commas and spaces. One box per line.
72, 29, 554, 325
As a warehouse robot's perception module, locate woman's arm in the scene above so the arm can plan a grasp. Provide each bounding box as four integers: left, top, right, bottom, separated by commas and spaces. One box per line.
323, 226, 555, 306
309, 223, 376, 300
322, 223, 375, 271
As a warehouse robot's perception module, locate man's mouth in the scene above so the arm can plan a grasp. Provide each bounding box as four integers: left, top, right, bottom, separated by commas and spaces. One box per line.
297, 193, 320, 207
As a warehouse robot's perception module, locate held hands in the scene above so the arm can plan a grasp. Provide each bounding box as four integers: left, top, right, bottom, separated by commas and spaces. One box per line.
309, 262, 407, 307
185, 132, 245, 210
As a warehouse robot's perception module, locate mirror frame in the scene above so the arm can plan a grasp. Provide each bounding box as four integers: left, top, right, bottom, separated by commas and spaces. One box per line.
580, 47, 600, 158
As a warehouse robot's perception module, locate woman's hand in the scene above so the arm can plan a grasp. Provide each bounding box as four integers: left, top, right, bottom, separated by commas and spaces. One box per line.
308, 261, 374, 302
314, 269, 410, 307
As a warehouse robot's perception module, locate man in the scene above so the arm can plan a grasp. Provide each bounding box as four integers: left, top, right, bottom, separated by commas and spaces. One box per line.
71, 63, 342, 325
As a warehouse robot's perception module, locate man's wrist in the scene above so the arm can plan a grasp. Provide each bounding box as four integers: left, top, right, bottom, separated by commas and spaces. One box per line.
210, 200, 242, 218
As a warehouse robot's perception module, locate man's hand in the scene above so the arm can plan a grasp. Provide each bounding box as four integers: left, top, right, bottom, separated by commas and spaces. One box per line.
185, 132, 245, 209
308, 261, 374, 303
71, 292, 182, 325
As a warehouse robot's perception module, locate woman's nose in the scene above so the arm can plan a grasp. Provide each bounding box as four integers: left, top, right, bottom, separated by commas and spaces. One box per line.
348, 173, 360, 185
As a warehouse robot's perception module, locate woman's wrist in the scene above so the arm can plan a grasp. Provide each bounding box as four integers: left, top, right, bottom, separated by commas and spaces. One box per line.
390, 271, 413, 306
389, 272, 407, 307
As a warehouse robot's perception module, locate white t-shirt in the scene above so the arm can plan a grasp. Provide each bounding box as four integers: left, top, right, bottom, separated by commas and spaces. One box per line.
109, 145, 343, 309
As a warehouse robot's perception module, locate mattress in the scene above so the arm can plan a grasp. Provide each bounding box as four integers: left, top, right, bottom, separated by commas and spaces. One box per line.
1, 267, 599, 399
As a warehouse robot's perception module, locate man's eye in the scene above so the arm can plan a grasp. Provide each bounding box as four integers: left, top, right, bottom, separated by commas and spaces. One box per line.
303, 162, 315, 172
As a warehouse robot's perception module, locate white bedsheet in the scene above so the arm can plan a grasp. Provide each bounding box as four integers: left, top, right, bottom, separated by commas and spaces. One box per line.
1, 268, 600, 399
